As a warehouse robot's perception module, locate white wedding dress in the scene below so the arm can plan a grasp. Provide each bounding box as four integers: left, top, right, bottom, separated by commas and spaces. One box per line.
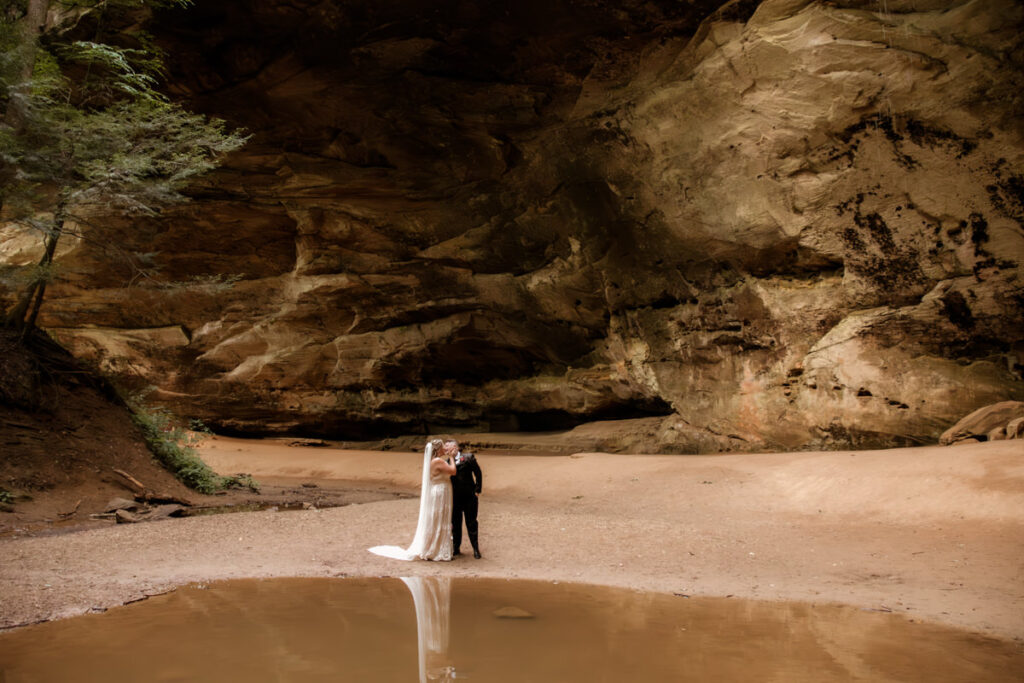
369, 442, 453, 561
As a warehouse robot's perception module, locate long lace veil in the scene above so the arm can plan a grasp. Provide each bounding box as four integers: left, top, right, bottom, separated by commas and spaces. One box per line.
368, 441, 434, 560
404, 441, 435, 558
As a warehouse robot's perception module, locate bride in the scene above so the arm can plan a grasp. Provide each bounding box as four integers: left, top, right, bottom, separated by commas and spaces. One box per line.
369, 439, 456, 561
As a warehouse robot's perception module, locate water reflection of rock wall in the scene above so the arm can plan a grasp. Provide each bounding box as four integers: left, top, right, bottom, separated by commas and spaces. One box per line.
401, 577, 455, 683
8, 0, 1023, 451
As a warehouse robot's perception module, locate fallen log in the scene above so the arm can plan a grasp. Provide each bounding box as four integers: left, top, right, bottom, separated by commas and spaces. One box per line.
112, 469, 145, 493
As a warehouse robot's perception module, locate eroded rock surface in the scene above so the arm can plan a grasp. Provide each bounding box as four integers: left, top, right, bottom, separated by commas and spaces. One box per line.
940, 401, 1024, 445
3, 0, 1022, 451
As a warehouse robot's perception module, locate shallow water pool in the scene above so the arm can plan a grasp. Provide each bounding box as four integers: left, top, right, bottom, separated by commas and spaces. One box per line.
0, 578, 1020, 682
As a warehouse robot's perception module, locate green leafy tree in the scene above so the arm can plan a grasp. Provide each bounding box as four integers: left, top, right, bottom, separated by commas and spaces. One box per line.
0, 0, 247, 338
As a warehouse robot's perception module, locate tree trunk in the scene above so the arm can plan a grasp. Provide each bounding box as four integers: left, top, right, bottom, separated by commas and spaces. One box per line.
2, 0, 53, 333
3, 213, 62, 334
4, 0, 50, 129
0, 0, 50, 214
23, 271, 49, 334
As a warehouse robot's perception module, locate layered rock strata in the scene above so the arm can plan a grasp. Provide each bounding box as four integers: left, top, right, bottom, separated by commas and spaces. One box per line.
3, 0, 1022, 451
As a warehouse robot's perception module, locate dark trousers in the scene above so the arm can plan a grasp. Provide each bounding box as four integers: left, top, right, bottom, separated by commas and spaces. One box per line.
451, 492, 478, 551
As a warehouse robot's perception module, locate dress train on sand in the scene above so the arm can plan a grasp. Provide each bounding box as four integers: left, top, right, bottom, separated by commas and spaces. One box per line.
369, 442, 453, 561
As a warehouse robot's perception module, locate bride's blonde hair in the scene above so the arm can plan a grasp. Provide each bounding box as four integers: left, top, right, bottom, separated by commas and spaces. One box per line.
428, 438, 445, 454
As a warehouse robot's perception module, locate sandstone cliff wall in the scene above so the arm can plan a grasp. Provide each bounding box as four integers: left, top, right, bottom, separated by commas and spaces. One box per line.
4, 0, 1022, 451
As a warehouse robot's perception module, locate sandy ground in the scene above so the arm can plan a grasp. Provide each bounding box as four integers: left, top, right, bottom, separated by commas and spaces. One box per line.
1, 435, 1022, 644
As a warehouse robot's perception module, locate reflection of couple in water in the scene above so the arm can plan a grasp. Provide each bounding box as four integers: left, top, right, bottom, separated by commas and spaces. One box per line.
370, 438, 483, 561
402, 576, 456, 683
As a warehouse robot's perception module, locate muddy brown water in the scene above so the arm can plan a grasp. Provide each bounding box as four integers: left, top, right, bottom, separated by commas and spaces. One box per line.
0, 578, 1020, 682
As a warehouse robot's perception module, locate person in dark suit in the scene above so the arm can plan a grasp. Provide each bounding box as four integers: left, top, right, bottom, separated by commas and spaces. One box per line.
444, 439, 482, 558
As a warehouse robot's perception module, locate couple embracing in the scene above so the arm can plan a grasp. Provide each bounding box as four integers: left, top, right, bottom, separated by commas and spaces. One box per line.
369, 438, 483, 562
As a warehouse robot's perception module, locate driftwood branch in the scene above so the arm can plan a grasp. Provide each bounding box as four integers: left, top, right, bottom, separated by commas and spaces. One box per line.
110, 469, 192, 508
112, 468, 145, 493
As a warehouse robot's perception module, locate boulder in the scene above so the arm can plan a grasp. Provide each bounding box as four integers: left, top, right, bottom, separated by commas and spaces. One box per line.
105, 497, 141, 513
148, 504, 187, 520
1008, 418, 1024, 440
115, 509, 143, 524
940, 401, 1024, 445
493, 606, 534, 619
987, 427, 1007, 442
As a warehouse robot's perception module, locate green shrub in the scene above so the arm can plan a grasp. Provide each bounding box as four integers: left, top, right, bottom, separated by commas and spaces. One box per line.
128, 395, 256, 494
227, 474, 261, 493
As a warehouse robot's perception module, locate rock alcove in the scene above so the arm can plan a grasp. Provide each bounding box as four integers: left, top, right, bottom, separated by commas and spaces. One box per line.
6, 0, 1023, 452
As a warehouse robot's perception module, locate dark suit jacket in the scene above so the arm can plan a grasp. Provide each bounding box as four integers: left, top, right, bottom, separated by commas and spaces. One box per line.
451, 452, 482, 496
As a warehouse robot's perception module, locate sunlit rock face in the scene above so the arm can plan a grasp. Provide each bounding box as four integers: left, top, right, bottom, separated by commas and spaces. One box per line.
11, 0, 1024, 450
